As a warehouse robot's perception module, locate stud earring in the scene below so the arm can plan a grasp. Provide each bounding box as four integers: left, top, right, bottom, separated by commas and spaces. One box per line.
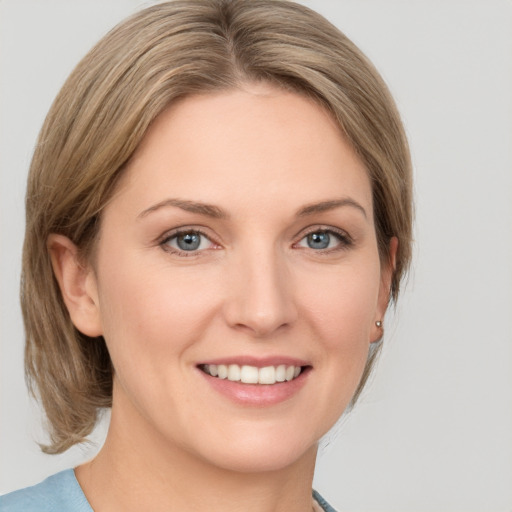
375, 320, 382, 328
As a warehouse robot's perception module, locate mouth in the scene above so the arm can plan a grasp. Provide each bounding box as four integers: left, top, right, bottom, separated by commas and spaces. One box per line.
197, 359, 311, 406
198, 363, 308, 385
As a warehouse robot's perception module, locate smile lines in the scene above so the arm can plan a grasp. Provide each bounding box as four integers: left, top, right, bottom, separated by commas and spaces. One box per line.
200, 364, 304, 385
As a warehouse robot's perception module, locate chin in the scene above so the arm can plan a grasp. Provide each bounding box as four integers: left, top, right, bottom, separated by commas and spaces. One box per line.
206, 441, 317, 474
185, 421, 321, 474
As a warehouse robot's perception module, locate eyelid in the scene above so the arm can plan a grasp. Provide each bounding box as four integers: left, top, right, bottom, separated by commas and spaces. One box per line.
158, 226, 221, 256
156, 224, 353, 256
293, 225, 354, 251
294, 225, 353, 243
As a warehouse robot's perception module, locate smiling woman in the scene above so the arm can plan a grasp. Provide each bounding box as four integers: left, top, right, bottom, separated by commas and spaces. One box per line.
1, 1, 412, 511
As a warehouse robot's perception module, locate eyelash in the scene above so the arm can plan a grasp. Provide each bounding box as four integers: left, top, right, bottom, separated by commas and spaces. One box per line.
294, 226, 353, 254
159, 228, 218, 257
158, 226, 353, 257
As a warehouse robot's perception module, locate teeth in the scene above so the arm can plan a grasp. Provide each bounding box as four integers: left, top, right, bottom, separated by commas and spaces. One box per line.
217, 364, 228, 379
228, 364, 241, 381
203, 364, 303, 384
275, 364, 286, 382
258, 366, 275, 384
240, 365, 259, 384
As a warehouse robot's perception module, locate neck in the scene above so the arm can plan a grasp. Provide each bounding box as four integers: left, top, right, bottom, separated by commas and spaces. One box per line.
76, 401, 318, 512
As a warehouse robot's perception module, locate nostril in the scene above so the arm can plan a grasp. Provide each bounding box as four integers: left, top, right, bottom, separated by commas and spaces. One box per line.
232, 320, 291, 338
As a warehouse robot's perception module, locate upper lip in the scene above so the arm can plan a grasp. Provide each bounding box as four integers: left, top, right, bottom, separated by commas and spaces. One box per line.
197, 356, 310, 368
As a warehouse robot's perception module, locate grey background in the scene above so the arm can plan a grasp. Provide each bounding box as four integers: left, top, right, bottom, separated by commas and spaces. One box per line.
1, 1, 511, 511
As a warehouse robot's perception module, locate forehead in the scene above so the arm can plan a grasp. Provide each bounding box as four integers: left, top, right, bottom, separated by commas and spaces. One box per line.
112, 84, 373, 218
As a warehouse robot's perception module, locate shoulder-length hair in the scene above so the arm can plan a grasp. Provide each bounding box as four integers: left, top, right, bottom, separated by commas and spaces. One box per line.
22, 0, 412, 453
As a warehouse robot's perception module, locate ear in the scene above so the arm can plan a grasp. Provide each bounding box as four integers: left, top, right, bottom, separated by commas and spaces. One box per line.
47, 234, 103, 337
371, 236, 398, 343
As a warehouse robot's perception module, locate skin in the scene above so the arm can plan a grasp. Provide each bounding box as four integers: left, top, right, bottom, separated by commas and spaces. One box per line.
49, 83, 395, 512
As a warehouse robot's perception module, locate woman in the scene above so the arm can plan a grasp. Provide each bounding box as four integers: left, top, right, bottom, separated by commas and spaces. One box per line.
1, 0, 412, 510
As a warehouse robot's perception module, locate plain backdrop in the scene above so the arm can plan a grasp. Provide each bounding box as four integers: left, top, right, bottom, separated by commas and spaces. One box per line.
1, 1, 511, 511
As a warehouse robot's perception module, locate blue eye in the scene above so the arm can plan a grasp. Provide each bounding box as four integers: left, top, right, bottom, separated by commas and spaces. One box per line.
163, 231, 213, 253
297, 229, 350, 251
306, 232, 331, 249
176, 232, 201, 251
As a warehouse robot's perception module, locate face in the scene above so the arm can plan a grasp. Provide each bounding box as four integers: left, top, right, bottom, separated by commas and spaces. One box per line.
76, 85, 392, 473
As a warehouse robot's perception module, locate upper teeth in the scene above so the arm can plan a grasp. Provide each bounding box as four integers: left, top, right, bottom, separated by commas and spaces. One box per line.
203, 364, 302, 385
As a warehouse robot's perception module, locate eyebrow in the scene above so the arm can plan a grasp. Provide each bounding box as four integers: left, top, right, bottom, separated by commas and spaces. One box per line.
137, 196, 367, 221
297, 198, 367, 219
137, 198, 228, 220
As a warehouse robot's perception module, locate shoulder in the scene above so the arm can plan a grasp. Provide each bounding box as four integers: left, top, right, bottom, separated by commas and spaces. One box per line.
0, 469, 92, 512
313, 489, 338, 512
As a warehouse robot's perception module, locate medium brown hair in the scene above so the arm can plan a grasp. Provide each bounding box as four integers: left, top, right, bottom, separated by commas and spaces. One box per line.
22, 0, 413, 453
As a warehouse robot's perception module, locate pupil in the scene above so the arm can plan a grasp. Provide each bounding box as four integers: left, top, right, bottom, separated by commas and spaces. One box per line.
177, 233, 200, 251
308, 232, 329, 249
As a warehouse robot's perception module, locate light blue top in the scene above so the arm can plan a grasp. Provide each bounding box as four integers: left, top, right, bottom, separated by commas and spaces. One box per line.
0, 469, 337, 511
0, 470, 92, 512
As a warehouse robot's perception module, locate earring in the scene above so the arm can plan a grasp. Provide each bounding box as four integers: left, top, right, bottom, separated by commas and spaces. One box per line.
375, 320, 382, 328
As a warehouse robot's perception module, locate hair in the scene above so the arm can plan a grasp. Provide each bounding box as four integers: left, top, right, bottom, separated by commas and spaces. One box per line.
22, 0, 413, 454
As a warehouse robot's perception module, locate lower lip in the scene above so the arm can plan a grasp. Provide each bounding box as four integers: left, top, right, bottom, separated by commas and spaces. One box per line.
198, 368, 310, 406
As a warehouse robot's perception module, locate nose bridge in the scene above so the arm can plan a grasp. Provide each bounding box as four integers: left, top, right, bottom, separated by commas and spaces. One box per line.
224, 241, 297, 337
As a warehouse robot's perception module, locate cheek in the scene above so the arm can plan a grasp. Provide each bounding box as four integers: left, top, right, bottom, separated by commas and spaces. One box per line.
97, 262, 220, 352
299, 259, 381, 348
299, 258, 381, 403
93, 256, 226, 426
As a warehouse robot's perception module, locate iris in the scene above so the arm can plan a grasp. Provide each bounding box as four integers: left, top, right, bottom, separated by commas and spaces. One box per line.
177, 232, 202, 251
307, 231, 331, 249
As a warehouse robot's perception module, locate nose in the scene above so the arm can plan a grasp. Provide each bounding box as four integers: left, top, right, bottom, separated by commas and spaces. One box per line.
222, 248, 298, 338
